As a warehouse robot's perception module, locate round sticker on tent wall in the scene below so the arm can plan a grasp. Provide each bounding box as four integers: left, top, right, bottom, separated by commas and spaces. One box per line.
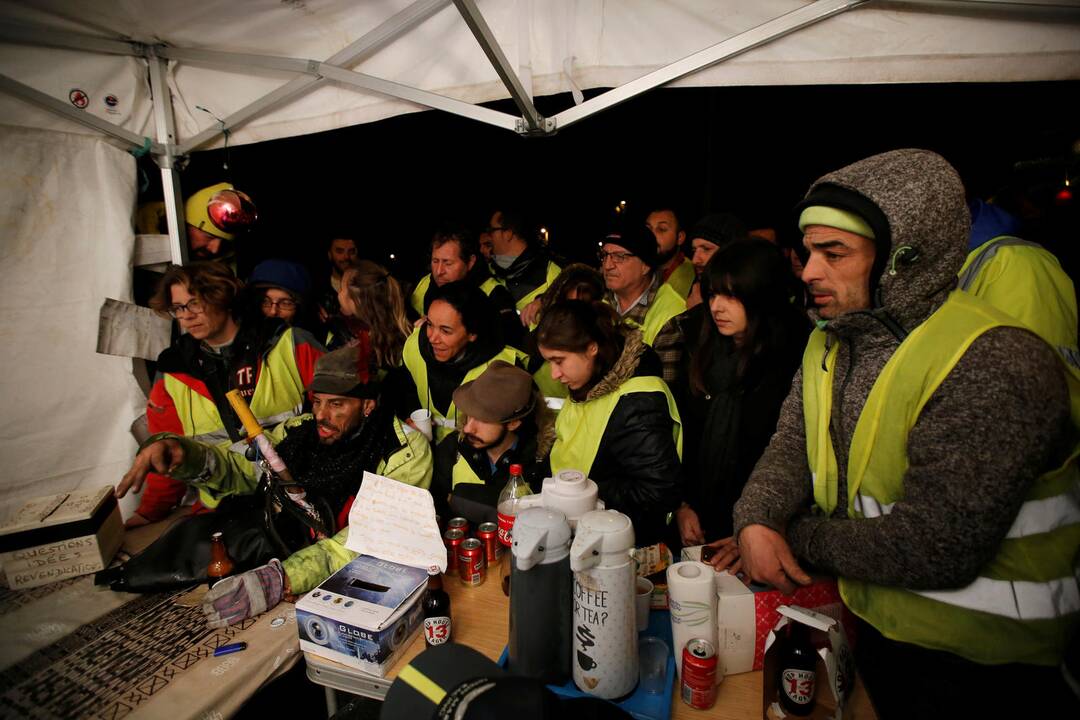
69, 89, 89, 109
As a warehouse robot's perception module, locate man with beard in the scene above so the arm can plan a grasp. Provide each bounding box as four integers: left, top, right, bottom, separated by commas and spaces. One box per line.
432, 361, 554, 524
117, 341, 432, 533
645, 204, 695, 300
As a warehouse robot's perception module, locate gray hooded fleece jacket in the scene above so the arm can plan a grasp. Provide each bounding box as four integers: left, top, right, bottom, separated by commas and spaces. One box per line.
733, 149, 1072, 591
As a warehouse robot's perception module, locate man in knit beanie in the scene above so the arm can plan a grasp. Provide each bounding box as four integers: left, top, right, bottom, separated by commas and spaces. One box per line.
733, 149, 1079, 717
599, 222, 686, 383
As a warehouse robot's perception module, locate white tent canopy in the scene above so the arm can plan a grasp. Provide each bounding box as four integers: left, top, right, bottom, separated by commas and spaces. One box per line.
0, 0, 1078, 510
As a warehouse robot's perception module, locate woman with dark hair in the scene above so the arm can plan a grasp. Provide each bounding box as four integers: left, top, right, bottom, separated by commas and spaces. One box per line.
673, 239, 810, 567
525, 263, 606, 405
536, 300, 682, 546
391, 281, 526, 515
393, 281, 525, 441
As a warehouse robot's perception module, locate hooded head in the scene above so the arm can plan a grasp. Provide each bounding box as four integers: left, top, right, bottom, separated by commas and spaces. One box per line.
797, 149, 969, 333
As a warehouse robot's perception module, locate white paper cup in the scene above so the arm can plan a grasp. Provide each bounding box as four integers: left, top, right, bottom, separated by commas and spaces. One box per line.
410, 409, 433, 442
635, 576, 654, 632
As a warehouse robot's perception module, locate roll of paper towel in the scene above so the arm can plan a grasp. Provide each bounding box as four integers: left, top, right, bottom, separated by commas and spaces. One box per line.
666, 560, 718, 680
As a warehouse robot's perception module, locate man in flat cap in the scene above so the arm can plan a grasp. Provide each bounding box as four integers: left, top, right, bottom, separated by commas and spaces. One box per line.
433, 360, 554, 524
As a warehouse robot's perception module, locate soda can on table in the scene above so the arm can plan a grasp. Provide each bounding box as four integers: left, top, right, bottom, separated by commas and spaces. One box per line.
447, 517, 469, 536
681, 638, 719, 709
476, 522, 502, 566
444, 528, 465, 574
457, 538, 486, 586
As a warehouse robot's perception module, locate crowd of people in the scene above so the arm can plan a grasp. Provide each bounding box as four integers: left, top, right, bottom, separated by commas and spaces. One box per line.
116, 148, 1080, 716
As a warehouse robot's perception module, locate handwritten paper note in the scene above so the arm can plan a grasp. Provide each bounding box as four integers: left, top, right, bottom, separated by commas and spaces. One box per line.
344, 471, 446, 573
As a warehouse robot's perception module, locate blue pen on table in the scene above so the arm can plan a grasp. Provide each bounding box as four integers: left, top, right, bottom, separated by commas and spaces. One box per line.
213, 642, 247, 657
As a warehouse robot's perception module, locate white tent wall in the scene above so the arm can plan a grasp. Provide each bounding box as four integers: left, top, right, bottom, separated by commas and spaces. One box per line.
0, 126, 145, 514
1, 1, 1078, 150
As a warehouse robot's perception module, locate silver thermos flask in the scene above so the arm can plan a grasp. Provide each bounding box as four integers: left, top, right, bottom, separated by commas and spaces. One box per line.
569, 509, 637, 699
508, 507, 573, 684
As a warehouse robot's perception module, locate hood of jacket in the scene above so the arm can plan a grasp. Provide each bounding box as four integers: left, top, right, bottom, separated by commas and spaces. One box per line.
806, 149, 970, 339
584, 328, 647, 401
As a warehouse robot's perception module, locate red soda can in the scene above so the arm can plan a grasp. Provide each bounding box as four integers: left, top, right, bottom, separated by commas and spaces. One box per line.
457, 538, 486, 586
681, 638, 719, 709
447, 517, 469, 536
476, 522, 502, 566
443, 528, 465, 573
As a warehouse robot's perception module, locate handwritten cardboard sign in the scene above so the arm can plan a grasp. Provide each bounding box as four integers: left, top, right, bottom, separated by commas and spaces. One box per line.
344, 471, 446, 573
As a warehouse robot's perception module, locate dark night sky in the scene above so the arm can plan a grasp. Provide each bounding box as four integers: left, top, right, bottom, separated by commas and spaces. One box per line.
156, 80, 1079, 282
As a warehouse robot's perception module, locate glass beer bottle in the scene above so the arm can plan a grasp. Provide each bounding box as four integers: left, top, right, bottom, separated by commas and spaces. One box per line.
777, 621, 817, 716
422, 572, 452, 646
207, 531, 235, 588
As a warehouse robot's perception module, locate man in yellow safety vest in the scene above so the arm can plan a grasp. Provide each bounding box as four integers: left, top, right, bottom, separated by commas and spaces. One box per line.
733, 149, 1079, 717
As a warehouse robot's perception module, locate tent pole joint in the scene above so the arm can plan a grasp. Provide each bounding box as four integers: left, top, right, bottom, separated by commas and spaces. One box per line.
515, 115, 556, 137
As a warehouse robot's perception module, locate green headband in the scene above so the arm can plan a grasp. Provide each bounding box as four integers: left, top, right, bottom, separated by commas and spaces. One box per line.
798, 205, 875, 239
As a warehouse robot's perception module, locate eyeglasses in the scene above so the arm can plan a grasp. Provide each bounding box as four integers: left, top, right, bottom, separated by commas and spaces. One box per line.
168, 299, 206, 317
261, 297, 298, 311
597, 250, 635, 265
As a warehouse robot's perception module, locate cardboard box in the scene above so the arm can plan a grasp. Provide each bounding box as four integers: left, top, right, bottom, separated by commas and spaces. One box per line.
0, 486, 123, 589
680, 548, 849, 676
296, 554, 428, 677
762, 606, 854, 720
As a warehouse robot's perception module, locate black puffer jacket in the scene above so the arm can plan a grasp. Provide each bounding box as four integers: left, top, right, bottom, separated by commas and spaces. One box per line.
561, 329, 683, 546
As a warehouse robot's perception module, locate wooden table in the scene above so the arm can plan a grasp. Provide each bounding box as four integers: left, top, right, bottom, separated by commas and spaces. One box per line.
304, 568, 877, 719
0, 513, 301, 720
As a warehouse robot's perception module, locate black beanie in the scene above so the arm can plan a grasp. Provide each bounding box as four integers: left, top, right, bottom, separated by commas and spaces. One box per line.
687, 212, 748, 250
602, 224, 660, 268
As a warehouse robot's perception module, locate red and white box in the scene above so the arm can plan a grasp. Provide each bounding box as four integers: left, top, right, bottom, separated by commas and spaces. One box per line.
681, 545, 853, 676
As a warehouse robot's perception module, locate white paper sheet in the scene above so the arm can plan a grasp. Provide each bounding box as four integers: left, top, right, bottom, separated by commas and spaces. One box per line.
344, 471, 446, 574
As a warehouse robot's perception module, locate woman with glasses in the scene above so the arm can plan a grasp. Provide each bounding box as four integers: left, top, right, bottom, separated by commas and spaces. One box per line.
672, 239, 809, 572
127, 261, 325, 528
536, 299, 682, 547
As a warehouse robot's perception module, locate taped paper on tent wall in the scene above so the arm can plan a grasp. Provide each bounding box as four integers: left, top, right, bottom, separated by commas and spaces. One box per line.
96, 298, 172, 361
345, 471, 446, 573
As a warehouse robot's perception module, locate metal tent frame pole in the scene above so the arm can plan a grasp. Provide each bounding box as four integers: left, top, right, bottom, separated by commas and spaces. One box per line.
177, 0, 452, 153
452, 0, 547, 133
156, 45, 521, 132
553, 0, 868, 130
147, 49, 187, 266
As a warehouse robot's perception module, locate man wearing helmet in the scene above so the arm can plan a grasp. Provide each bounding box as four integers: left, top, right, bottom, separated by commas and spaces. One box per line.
184, 182, 256, 262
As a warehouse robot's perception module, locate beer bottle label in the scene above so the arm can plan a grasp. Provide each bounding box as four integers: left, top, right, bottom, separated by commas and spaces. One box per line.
496, 512, 514, 546
781, 668, 816, 705
423, 616, 451, 646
